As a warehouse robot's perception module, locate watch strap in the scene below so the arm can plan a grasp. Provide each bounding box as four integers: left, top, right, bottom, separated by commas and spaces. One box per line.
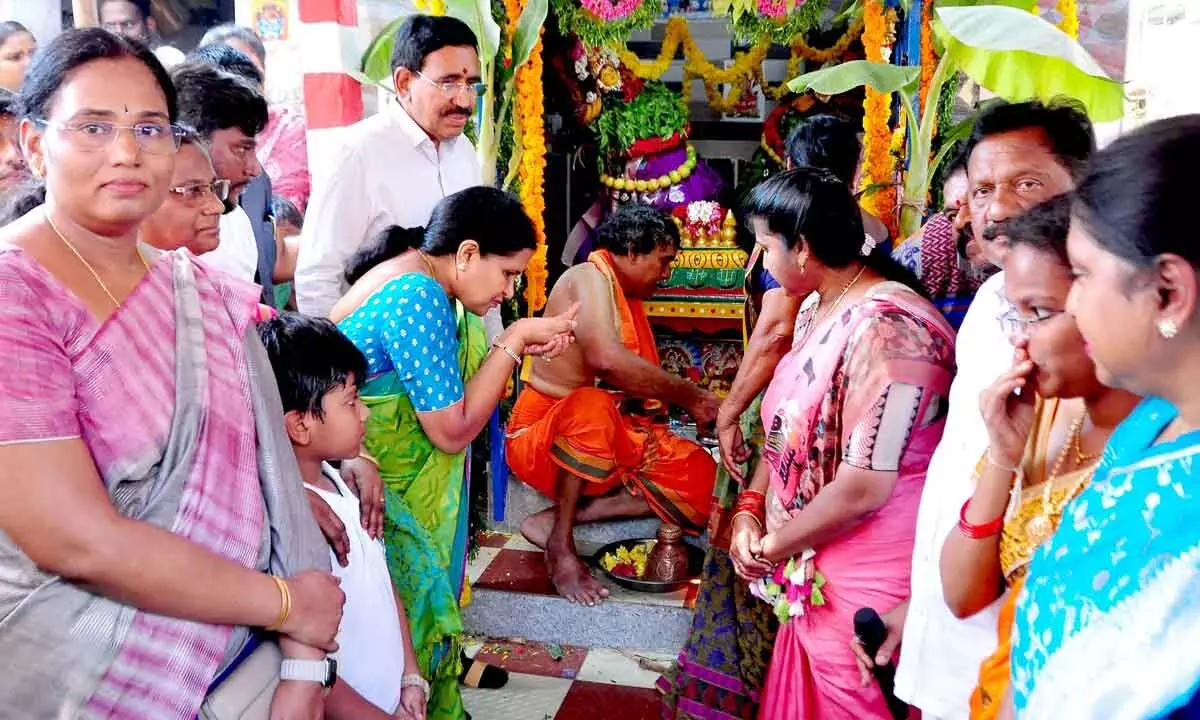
280, 658, 336, 688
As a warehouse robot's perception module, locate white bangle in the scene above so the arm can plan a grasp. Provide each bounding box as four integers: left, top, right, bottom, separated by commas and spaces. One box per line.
985, 449, 1020, 474
401, 673, 429, 695
491, 340, 521, 365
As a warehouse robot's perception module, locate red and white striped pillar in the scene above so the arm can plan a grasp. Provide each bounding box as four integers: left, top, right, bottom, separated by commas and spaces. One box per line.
296, 0, 365, 171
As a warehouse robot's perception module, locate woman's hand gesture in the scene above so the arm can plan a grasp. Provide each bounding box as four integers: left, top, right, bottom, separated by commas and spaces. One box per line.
979, 348, 1038, 470
516, 303, 579, 357
278, 571, 345, 652
730, 514, 772, 581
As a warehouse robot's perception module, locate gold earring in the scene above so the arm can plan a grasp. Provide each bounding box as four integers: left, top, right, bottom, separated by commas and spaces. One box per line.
798, 259, 807, 274
1158, 319, 1179, 340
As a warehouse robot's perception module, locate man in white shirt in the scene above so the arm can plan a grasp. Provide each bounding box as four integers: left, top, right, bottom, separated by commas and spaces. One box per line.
295, 15, 483, 317
170, 62, 270, 283
871, 100, 1097, 720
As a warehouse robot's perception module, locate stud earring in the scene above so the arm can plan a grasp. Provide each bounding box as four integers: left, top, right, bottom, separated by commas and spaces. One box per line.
457, 263, 466, 272
1158, 319, 1179, 340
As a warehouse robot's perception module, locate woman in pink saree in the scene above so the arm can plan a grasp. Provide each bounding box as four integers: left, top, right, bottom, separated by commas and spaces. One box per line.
731, 169, 955, 719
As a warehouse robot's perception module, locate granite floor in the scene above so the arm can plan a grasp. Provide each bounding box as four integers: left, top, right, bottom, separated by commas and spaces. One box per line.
462, 639, 673, 720
461, 532, 685, 718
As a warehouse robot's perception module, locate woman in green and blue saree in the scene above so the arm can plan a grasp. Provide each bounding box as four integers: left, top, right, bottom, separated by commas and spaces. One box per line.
331, 186, 577, 720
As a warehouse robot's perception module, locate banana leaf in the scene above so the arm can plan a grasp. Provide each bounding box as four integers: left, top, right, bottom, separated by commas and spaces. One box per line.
934, 4, 1124, 122
787, 60, 921, 96
510, 0, 548, 70
360, 17, 405, 83
445, 0, 502, 69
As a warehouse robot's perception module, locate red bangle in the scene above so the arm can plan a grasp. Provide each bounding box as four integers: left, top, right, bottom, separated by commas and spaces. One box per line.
957, 499, 1005, 539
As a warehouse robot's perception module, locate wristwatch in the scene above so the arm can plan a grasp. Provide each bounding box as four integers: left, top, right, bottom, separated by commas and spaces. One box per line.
280, 658, 338, 689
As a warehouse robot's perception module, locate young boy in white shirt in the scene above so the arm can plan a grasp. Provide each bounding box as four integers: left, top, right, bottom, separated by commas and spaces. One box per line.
260, 313, 428, 719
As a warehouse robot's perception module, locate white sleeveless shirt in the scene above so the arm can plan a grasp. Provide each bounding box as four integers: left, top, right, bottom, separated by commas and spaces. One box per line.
306, 464, 405, 713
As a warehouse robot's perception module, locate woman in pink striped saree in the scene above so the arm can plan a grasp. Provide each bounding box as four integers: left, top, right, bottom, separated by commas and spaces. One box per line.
731, 170, 955, 719
0, 30, 343, 718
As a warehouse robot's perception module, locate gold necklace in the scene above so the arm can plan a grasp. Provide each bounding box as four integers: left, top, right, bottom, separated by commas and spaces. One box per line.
45, 210, 149, 308
417, 250, 437, 278
1023, 413, 1096, 546
812, 265, 867, 328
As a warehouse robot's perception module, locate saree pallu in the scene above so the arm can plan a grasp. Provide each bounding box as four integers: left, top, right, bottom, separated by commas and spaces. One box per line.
362, 303, 486, 720
0, 249, 328, 719
757, 283, 955, 720
1013, 397, 1200, 718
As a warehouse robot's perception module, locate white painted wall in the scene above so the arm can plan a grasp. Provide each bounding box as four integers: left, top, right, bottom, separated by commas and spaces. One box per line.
1121, 0, 1200, 132
0, 0, 63, 45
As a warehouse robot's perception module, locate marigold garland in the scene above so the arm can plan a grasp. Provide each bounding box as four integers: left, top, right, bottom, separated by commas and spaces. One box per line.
505, 0, 548, 311
859, 0, 898, 239
1056, 0, 1079, 39
617, 16, 860, 115
918, 0, 936, 114
413, 0, 446, 15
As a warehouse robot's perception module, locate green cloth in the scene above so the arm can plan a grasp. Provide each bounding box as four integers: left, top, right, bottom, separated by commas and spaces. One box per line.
362, 303, 486, 720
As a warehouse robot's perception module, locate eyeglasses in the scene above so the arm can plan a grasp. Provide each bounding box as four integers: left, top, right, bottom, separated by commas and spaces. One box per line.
169, 179, 231, 204
997, 306, 1064, 338
35, 119, 184, 155
415, 71, 487, 98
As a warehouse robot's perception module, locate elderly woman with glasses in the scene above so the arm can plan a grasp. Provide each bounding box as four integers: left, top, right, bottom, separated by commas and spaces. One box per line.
0, 28, 344, 717
141, 125, 229, 256
937, 194, 1139, 719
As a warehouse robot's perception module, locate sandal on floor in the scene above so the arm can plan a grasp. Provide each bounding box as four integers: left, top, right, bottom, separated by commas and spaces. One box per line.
459, 654, 509, 690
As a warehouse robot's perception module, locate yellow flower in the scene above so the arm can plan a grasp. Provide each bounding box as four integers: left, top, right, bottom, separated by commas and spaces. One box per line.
597, 65, 621, 90
1056, 0, 1079, 39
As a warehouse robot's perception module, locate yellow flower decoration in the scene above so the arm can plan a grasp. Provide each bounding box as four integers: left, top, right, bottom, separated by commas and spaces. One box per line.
1056, 0, 1079, 39
859, 0, 898, 239
618, 17, 860, 114
505, 0, 548, 311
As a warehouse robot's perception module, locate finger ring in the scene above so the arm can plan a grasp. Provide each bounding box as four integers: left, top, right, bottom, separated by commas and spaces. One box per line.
378, 495, 385, 503
852, 635, 862, 645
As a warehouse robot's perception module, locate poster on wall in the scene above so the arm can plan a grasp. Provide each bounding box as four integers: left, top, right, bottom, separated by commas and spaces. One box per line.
252, 0, 290, 41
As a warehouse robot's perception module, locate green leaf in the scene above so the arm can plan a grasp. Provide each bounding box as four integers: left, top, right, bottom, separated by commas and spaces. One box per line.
774, 599, 791, 624
510, 0, 548, 69
446, 0, 503, 64
810, 586, 825, 606
347, 69, 396, 94
935, 0, 1037, 10
787, 60, 921, 96
360, 16, 405, 82
934, 5, 1124, 122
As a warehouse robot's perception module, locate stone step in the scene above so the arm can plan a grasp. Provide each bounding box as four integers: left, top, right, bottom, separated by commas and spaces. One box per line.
464, 533, 697, 655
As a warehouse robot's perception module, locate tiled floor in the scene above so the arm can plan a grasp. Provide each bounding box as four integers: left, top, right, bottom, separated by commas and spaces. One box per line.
469, 532, 700, 609
462, 639, 673, 720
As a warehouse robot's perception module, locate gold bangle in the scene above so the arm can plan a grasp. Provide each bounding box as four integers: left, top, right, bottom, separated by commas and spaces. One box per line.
265, 576, 292, 632
356, 450, 380, 468
731, 510, 764, 529
491, 340, 521, 365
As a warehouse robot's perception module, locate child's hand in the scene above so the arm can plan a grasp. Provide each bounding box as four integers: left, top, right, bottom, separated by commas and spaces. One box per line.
396, 685, 426, 720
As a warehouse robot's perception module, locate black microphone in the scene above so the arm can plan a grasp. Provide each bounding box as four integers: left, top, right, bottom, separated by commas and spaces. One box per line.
854, 607, 908, 720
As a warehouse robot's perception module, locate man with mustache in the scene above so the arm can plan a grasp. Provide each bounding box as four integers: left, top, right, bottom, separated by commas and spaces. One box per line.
891, 147, 997, 329
852, 99, 1096, 720
295, 15, 484, 318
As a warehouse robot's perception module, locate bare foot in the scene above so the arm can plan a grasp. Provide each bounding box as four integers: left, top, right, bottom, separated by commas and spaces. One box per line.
546, 542, 609, 605
519, 509, 556, 549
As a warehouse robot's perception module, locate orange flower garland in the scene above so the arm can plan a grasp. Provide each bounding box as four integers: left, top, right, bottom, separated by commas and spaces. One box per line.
918, 0, 936, 114
505, 0, 549, 311
859, 0, 897, 238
